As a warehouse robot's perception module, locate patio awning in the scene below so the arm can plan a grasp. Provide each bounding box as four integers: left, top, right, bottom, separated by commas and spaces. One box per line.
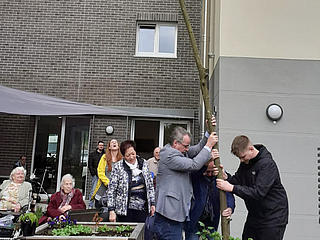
0, 85, 128, 116
0, 85, 194, 119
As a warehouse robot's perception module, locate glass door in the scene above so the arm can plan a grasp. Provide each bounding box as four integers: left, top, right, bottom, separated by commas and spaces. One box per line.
33, 117, 62, 194
61, 117, 90, 194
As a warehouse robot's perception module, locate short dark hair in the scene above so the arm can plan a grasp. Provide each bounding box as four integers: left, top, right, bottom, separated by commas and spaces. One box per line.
98, 141, 104, 145
231, 135, 251, 157
20, 155, 26, 160
120, 140, 136, 156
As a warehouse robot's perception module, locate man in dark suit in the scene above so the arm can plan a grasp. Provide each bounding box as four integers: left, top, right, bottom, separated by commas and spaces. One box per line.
154, 118, 218, 240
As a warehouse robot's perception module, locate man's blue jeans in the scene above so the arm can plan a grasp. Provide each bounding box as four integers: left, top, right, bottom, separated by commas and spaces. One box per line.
185, 231, 200, 240
153, 213, 184, 240
89, 175, 98, 208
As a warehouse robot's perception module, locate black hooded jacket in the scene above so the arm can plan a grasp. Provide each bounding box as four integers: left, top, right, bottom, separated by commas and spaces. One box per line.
88, 148, 105, 177
228, 144, 288, 228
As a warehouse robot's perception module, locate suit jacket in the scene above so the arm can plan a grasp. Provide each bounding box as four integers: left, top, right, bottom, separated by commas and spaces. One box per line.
185, 167, 235, 233
155, 134, 211, 222
0, 180, 32, 208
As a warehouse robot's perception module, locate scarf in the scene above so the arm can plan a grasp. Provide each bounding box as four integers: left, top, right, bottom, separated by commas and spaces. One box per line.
125, 160, 142, 177
59, 189, 74, 209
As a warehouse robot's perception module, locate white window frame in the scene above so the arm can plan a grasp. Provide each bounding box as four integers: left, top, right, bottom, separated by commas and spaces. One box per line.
135, 22, 178, 58
130, 119, 191, 148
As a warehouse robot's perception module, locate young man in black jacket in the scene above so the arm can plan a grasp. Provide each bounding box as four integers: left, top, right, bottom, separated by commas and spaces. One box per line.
216, 135, 288, 240
88, 141, 105, 208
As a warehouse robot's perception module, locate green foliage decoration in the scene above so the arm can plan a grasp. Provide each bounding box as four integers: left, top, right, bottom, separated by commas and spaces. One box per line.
18, 212, 39, 226
51, 224, 92, 236
97, 224, 133, 237
196, 221, 253, 240
34, 206, 43, 221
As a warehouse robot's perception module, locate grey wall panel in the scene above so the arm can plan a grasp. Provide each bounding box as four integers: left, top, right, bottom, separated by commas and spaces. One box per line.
216, 56, 320, 240
220, 57, 320, 95
220, 91, 320, 135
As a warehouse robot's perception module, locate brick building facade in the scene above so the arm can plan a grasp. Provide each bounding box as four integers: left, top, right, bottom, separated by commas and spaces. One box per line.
0, 0, 203, 197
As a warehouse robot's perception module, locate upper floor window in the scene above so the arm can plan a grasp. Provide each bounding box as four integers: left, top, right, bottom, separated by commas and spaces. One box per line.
136, 22, 177, 58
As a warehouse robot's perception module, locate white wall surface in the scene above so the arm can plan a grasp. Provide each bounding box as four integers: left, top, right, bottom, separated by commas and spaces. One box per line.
219, 0, 320, 60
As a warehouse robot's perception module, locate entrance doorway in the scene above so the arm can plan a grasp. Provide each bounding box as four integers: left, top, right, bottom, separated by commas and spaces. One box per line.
32, 116, 90, 195
132, 119, 190, 159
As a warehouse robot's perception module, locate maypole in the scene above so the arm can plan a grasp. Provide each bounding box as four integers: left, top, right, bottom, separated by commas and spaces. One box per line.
178, 0, 230, 239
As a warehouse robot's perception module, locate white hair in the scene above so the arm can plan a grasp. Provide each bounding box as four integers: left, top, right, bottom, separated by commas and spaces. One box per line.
10, 167, 26, 181
60, 174, 75, 188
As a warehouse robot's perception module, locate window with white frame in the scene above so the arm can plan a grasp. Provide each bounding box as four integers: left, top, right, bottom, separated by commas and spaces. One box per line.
130, 119, 191, 159
136, 22, 177, 58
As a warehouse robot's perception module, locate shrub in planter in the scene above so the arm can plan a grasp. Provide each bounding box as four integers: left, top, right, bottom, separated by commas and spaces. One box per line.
97, 224, 134, 237
51, 224, 92, 236
18, 212, 39, 236
196, 221, 253, 240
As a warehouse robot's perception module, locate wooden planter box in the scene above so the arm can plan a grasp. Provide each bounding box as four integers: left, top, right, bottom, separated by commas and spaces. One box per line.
18, 222, 145, 240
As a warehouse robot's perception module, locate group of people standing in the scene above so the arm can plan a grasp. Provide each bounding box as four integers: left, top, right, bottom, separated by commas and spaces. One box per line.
83, 115, 289, 240
152, 117, 289, 240
1, 114, 288, 240
88, 139, 156, 224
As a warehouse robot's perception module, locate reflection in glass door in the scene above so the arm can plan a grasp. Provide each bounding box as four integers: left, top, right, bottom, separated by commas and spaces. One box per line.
61, 117, 90, 194
33, 117, 62, 194
33, 116, 90, 195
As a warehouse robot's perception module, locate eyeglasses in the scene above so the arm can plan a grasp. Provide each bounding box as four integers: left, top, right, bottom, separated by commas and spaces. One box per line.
178, 142, 190, 148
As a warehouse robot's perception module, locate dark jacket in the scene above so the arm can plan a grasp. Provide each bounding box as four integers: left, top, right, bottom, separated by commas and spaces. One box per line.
88, 148, 105, 177
185, 167, 235, 234
107, 156, 155, 216
39, 188, 86, 224
229, 144, 288, 228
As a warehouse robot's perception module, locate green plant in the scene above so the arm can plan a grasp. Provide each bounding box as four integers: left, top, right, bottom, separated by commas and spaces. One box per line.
34, 206, 43, 221
115, 224, 133, 233
97, 224, 113, 233
96, 224, 133, 237
18, 212, 39, 226
196, 221, 253, 240
51, 224, 92, 236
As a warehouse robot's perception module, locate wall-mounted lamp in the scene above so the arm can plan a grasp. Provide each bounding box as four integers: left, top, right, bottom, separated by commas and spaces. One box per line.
266, 103, 283, 124
105, 125, 114, 135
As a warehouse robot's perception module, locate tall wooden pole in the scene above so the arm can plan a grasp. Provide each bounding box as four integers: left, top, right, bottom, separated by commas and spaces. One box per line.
178, 0, 230, 239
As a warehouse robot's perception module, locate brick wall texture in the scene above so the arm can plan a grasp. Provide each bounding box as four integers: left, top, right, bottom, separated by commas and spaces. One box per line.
0, 0, 201, 109
0, 114, 35, 176
0, 0, 202, 195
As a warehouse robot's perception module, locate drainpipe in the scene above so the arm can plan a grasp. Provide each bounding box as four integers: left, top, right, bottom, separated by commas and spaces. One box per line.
199, 0, 207, 137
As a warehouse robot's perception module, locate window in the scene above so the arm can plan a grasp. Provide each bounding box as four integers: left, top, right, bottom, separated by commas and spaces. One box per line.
136, 22, 177, 58
131, 119, 190, 159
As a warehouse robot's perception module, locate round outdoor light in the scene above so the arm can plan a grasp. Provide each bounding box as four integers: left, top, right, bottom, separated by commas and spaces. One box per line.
266, 103, 283, 124
105, 125, 114, 135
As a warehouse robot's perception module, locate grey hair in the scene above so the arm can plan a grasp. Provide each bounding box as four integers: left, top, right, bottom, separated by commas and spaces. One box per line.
170, 126, 191, 145
60, 174, 75, 188
10, 167, 26, 181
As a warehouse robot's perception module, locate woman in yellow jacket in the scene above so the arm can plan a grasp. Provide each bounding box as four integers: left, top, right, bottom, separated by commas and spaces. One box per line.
92, 139, 122, 208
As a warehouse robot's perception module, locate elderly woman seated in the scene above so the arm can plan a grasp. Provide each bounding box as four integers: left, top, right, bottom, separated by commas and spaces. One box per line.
39, 174, 86, 224
0, 167, 32, 213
